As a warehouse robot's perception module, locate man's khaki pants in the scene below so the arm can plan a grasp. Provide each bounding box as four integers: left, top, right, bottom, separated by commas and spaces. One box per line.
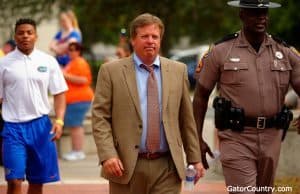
109, 154, 181, 194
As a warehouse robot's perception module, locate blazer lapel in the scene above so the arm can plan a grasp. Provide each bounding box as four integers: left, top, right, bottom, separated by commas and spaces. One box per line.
160, 57, 170, 113
123, 57, 142, 120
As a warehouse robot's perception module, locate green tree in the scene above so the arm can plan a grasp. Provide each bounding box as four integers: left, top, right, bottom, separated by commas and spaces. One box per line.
66, 0, 299, 52
1, 0, 298, 52
269, 0, 300, 49
0, 0, 55, 39
60, 0, 240, 54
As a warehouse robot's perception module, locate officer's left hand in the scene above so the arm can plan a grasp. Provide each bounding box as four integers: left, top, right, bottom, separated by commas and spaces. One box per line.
50, 123, 63, 141
199, 139, 214, 169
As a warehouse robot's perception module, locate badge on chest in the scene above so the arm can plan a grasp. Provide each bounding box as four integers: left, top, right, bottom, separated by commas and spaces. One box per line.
274, 51, 283, 68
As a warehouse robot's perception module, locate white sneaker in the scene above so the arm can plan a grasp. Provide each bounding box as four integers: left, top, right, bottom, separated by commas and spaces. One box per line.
62, 151, 86, 161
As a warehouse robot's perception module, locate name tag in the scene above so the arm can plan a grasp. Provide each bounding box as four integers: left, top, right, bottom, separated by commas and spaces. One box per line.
229, 58, 240, 62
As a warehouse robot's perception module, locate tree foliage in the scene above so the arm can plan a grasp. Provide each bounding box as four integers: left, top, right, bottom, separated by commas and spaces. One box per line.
0, 0, 55, 39
269, 0, 300, 48
62, 0, 299, 53
59, 0, 240, 53
1, 0, 299, 52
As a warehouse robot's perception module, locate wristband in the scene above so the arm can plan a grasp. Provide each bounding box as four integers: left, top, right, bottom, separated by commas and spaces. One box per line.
55, 119, 64, 126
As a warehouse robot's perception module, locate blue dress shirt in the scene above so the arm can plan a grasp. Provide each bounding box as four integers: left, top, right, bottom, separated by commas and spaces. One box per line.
133, 53, 169, 153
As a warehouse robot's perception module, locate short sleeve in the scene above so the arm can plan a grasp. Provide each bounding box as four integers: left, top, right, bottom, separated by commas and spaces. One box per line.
289, 48, 300, 95
66, 59, 92, 84
54, 31, 62, 40
69, 31, 82, 43
48, 56, 68, 95
197, 49, 220, 91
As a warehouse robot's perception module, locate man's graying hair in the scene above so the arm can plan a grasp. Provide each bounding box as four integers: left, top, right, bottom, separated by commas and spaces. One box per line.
130, 13, 164, 39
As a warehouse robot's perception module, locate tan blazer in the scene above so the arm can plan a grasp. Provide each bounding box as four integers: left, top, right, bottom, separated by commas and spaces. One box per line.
92, 56, 200, 184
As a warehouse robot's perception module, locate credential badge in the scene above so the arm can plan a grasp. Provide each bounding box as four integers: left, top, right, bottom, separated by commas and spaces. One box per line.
275, 51, 283, 59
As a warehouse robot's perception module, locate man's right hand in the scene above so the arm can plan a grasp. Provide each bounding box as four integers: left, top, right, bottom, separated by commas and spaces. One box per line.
199, 139, 214, 169
102, 157, 124, 177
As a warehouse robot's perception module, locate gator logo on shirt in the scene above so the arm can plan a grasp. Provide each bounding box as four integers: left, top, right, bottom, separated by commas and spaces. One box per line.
37, 66, 48, 72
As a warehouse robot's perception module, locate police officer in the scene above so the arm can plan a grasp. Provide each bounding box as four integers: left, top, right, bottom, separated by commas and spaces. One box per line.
193, 0, 300, 193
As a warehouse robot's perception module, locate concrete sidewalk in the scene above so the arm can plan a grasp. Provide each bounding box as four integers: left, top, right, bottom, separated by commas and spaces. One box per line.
0, 182, 227, 194
1, 94, 298, 193
0, 153, 226, 194
0, 153, 225, 183
0, 99, 226, 193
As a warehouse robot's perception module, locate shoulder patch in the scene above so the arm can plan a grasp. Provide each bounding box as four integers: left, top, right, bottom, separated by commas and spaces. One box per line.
195, 47, 212, 74
271, 35, 290, 48
214, 33, 239, 45
195, 58, 204, 74
291, 46, 300, 57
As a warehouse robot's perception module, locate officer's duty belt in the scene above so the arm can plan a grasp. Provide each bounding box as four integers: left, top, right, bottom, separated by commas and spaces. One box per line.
244, 116, 276, 129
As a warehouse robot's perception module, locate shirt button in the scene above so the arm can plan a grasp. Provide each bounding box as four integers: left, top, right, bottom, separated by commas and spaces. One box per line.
135, 145, 139, 149
138, 124, 142, 128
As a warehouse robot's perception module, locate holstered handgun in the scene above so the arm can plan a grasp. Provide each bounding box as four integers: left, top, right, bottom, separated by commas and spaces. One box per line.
275, 106, 293, 141
213, 97, 231, 130
213, 97, 245, 132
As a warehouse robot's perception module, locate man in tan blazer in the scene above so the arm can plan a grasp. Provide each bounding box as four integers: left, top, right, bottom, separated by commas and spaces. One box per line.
92, 13, 204, 194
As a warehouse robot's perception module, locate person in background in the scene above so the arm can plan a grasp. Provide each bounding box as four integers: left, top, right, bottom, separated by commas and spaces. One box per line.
0, 18, 67, 194
115, 42, 132, 59
62, 42, 94, 161
49, 10, 82, 68
92, 13, 204, 194
0, 40, 16, 57
65, 10, 81, 35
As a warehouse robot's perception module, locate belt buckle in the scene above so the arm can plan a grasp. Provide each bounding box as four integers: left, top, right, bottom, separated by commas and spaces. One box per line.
257, 117, 266, 129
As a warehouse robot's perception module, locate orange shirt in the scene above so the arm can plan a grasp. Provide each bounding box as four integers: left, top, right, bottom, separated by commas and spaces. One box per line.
64, 57, 94, 104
